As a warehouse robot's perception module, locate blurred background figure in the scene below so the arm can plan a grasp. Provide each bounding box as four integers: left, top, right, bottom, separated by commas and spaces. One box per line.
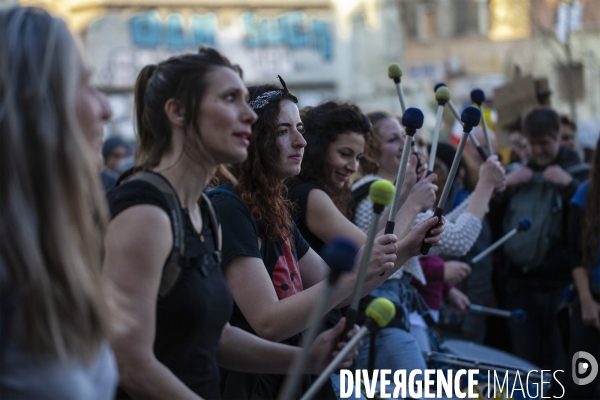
100, 136, 132, 190
559, 115, 577, 150
566, 135, 600, 399
102, 136, 133, 173
0, 6, 118, 399
506, 122, 531, 166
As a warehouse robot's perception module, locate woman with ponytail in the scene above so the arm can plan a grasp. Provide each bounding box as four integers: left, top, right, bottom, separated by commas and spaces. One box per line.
103, 49, 359, 399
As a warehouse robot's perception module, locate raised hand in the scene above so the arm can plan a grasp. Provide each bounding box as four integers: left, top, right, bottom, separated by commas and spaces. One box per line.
401, 216, 446, 256
446, 287, 470, 313
359, 234, 398, 279
581, 297, 600, 332
407, 172, 438, 212
543, 165, 573, 187
506, 165, 533, 187
306, 317, 362, 374
443, 261, 472, 284
479, 155, 506, 193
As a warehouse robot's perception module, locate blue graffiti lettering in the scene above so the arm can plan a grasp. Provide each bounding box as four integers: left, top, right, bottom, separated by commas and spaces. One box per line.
129, 12, 216, 49
129, 11, 160, 47
128, 11, 330, 58
166, 14, 187, 49
191, 13, 217, 46
310, 20, 332, 61
278, 12, 306, 49
242, 11, 333, 61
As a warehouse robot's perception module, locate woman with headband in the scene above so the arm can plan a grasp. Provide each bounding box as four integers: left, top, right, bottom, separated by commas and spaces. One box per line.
103, 51, 359, 400
211, 78, 444, 398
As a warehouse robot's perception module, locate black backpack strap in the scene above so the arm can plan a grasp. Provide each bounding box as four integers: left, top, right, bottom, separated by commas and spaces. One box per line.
124, 172, 185, 298
349, 180, 375, 219
200, 193, 222, 252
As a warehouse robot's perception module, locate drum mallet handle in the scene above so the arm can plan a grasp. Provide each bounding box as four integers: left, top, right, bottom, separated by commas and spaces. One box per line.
469, 304, 527, 323
420, 106, 481, 255
471, 217, 532, 264
436, 82, 488, 162
469, 304, 511, 318
471, 89, 494, 157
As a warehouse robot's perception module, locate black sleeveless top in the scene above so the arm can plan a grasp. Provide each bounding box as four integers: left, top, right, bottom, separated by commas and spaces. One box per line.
108, 180, 233, 400
287, 183, 326, 254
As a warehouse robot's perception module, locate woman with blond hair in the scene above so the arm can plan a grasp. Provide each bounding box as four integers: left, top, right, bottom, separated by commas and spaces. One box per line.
0, 6, 117, 398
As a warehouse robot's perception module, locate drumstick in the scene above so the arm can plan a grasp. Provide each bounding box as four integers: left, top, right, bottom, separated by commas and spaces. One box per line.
427, 86, 451, 176
434, 82, 488, 162
420, 106, 481, 255
468, 304, 527, 323
471, 217, 532, 264
384, 108, 424, 234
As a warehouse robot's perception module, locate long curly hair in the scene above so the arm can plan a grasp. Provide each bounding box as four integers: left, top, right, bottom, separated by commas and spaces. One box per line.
582, 136, 600, 269
288, 101, 373, 217
235, 83, 298, 243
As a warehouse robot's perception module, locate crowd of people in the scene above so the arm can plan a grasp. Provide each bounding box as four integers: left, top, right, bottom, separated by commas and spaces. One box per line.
1, 5, 599, 400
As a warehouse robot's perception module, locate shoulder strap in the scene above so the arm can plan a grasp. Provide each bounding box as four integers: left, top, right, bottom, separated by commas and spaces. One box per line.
201, 193, 221, 252
351, 180, 375, 202
349, 180, 375, 218
123, 172, 184, 298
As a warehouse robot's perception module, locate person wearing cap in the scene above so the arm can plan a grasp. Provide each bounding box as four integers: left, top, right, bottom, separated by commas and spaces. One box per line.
102, 136, 132, 173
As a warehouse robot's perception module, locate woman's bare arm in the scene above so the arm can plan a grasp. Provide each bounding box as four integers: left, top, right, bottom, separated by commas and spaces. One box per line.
103, 205, 202, 400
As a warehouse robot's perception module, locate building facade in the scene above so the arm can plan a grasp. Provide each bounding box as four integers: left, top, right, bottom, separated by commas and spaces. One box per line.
399, 0, 600, 147
15, 0, 600, 147
18, 0, 406, 140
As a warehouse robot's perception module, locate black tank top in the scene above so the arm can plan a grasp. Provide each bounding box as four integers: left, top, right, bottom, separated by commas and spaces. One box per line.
287, 183, 325, 254
108, 180, 233, 399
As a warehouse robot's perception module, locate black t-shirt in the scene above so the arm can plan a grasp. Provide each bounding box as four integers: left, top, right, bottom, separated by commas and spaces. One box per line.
210, 187, 310, 399
287, 183, 326, 254
107, 179, 233, 400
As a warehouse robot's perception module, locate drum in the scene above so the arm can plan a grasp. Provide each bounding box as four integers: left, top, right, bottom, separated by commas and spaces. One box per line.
424, 339, 552, 399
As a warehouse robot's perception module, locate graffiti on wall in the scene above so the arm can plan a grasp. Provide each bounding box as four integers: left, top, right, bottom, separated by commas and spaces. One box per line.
128, 11, 332, 60
242, 12, 332, 61
129, 11, 217, 48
